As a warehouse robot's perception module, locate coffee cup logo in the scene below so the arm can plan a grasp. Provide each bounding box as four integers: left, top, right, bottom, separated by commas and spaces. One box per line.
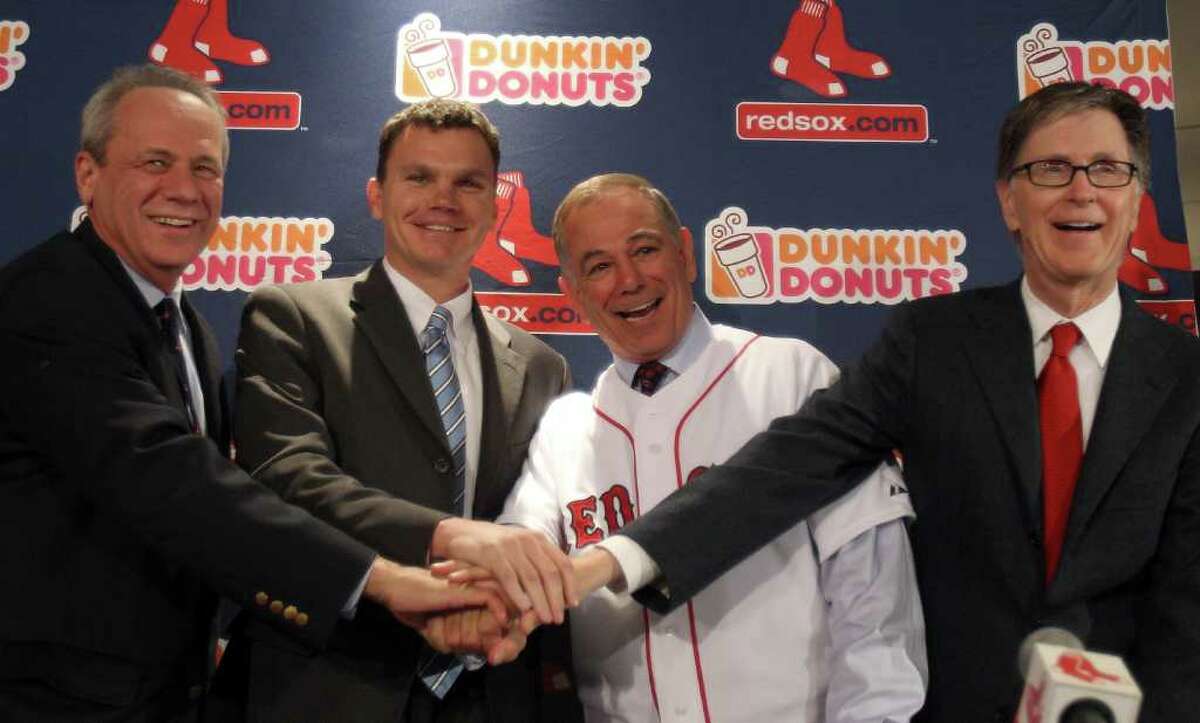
402, 13, 457, 98
711, 209, 768, 299
1022, 24, 1074, 87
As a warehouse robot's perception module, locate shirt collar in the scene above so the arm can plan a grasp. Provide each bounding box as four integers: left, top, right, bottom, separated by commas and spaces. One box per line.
382, 258, 474, 340
1021, 276, 1121, 368
118, 257, 183, 310
613, 305, 709, 383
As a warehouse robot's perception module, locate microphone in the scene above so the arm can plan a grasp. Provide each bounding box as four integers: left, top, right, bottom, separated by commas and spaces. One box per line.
1014, 627, 1142, 723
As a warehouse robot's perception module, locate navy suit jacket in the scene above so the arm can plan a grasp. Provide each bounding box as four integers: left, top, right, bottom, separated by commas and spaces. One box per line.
620, 281, 1200, 722
0, 221, 373, 716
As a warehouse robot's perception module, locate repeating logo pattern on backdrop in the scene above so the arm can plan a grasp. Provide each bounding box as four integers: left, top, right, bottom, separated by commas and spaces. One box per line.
0, 20, 29, 92
148, 0, 302, 130
705, 207, 968, 305
72, 207, 334, 292
472, 171, 593, 334
736, 1, 929, 143
395, 12, 652, 107
1014, 22, 1195, 334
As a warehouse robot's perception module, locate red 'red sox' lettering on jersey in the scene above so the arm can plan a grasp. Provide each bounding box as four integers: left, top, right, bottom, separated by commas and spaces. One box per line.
566, 484, 635, 549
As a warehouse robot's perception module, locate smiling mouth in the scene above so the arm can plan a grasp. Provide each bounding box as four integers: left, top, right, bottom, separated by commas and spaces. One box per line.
151, 216, 199, 228
417, 223, 463, 233
1053, 221, 1102, 232
616, 298, 661, 320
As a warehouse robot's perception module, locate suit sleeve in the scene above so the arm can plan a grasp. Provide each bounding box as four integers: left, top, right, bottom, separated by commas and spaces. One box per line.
1132, 420, 1200, 721
234, 284, 449, 566
0, 268, 374, 649
622, 303, 918, 612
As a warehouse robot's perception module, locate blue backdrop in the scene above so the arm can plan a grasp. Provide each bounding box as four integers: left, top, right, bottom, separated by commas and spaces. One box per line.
0, 1, 1191, 388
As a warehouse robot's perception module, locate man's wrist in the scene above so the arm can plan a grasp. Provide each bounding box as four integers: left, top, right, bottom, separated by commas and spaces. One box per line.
428, 515, 462, 560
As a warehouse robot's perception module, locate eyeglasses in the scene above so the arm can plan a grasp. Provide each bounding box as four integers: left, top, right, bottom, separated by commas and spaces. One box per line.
1008, 159, 1138, 188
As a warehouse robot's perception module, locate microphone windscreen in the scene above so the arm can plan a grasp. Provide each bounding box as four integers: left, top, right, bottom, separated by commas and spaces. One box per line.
1018, 626, 1084, 678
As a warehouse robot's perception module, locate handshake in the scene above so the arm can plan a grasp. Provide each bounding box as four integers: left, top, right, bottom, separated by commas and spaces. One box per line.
363, 518, 620, 665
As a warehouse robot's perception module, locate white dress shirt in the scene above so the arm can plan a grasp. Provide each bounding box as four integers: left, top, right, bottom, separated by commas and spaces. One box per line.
382, 260, 484, 518
120, 260, 206, 435
1021, 277, 1121, 447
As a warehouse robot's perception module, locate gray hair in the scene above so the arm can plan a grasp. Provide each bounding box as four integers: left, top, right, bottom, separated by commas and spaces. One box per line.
552, 173, 684, 271
80, 64, 228, 165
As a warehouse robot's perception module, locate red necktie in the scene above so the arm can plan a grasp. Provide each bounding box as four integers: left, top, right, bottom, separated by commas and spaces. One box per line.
1039, 322, 1082, 584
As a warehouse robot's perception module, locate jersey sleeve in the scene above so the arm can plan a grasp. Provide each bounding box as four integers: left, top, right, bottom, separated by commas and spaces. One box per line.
809, 461, 914, 563
497, 392, 591, 549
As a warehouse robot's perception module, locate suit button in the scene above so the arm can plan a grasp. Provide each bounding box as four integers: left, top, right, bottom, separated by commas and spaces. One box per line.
283, 605, 298, 620
269, 600, 284, 614
254, 591, 269, 606
295, 612, 309, 627
434, 458, 451, 474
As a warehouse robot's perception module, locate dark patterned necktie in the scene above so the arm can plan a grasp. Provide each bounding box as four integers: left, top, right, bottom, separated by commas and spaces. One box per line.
632, 360, 670, 396
154, 298, 199, 433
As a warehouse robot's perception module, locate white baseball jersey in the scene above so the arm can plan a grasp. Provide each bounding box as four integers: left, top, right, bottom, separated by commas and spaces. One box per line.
500, 323, 914, 723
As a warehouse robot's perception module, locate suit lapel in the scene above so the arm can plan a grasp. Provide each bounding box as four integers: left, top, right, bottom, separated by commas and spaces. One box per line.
961, 282, 1043, 525
77, 221, 189, 424
472, 307, 525, 516
350, 262, 447, 446
1065, 296, 1174, 549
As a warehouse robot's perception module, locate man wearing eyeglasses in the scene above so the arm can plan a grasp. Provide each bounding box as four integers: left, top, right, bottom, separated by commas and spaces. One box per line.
565, 81, 1200, 722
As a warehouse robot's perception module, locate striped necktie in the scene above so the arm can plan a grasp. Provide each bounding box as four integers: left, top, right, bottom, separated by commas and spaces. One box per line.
422, 306, 466, 511
417, 306, 467, 698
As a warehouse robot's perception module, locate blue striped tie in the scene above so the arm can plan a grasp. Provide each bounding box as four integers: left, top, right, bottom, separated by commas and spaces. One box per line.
417, 306, 467, 698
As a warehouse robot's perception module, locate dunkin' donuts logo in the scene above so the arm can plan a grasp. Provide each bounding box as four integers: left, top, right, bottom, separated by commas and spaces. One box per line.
395, 12, 652, 107
183, 215, 334, 291
70, 209, 334, 292
705, 207, 967, 305
0, 20, 29, 92
1017, 22, 1173, 109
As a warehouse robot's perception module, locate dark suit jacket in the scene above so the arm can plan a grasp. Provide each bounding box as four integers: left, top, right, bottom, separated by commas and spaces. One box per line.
216, 261, 580, 722
0, 222, 375, 718
619, 281, 1200, 722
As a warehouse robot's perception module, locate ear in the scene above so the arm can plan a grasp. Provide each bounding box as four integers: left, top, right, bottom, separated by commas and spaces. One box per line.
679, 227, 697, 283
75, 151, 100, 206
558, 274, 588, 322
366, 177, 383, 220
995, 179, 1020, 233
1126, 186, 1146, 238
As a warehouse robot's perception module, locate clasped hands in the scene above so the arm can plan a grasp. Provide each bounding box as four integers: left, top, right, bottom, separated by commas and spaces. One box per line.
369, 518, 621, 665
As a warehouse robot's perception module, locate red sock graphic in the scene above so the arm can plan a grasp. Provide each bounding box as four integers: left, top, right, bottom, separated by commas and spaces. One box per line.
195, 0, 269, 65
815, 0, 890, 78
1119, 194, 1190, 295
474, 178, 533, 286
149, 0, 222, 84
1118, 251, 1166, 294
1131, 193, 1189, 269
770, 0, 846, 98
497, 171, 559, 267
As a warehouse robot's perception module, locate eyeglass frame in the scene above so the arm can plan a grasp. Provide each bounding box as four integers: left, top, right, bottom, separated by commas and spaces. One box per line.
1007, 159, 1139, 188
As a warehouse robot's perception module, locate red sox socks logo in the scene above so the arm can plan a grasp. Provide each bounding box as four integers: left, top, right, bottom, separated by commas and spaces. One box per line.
1119, 193, 1190, 296
474, 170, 559, 287
149, 0, 269, 84
566, 484, 636, 549
770, 0, 890, 98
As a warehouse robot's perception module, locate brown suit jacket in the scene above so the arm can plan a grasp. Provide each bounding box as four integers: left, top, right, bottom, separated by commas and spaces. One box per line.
211, 261, 580, 722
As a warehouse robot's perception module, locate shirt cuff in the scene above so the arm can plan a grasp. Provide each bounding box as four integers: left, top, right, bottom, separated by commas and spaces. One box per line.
595, 536, 661, 594
341, 554, 376, 619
